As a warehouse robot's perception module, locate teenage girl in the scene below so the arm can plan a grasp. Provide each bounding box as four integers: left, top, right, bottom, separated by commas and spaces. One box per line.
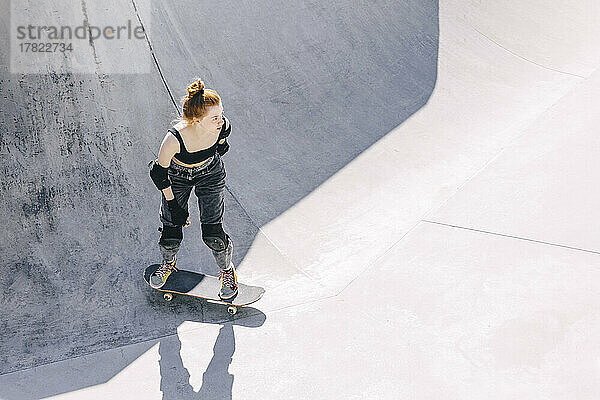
149, 79, 237, 299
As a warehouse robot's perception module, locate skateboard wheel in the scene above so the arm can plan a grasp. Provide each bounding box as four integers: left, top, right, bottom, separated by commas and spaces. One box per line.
227, 306, 237, 315
163, 293, 173, 302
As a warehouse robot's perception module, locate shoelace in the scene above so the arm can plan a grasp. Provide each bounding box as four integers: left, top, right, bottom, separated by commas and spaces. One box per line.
219, 269, 237, 289
156, 261, 176, 279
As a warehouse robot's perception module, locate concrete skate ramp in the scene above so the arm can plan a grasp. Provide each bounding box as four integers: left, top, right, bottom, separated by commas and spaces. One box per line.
3, 0, 600, 398
0, 0, 439, 382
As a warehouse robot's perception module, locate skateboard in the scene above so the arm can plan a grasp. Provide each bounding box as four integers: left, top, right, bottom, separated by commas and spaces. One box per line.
143, 264, 265, 315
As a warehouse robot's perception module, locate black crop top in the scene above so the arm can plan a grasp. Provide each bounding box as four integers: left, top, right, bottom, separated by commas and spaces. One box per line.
169, 116, 231, 164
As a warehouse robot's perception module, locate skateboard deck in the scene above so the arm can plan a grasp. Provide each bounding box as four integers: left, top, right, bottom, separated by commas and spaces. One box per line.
144, 264, 265, 315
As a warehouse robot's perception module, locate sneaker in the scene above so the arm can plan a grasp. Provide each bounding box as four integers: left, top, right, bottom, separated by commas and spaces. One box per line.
150, 256, 178, 289
218, 263, 238, 300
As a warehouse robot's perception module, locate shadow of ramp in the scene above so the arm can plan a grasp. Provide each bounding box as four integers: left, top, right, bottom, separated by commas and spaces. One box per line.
0, 312, 265, 400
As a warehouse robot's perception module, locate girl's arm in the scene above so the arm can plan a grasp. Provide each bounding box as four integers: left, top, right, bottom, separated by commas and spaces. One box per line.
151, 133, 179, 201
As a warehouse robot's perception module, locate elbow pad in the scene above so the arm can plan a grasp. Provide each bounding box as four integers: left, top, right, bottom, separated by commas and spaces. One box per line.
149, 160, 171, 190
216, 116, 231, 156
218, 115, 231, 140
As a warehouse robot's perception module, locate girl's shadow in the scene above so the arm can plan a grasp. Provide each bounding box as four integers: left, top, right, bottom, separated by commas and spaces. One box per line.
155, 299, 266, 400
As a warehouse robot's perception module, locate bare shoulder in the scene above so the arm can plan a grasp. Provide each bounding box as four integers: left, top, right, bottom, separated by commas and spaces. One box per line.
162, 129, 179, 147
157, 129, 180, 167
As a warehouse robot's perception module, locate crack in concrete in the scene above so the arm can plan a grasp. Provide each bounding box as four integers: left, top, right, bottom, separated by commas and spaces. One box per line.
471, 25, 587, 80
130, 0, 178, 116
80, 0, 101, 72
422, 219, 600, 255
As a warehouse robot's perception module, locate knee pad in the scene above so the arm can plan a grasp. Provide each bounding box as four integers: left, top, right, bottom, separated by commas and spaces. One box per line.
159, 225, 183, 249
201, 223, 229, 252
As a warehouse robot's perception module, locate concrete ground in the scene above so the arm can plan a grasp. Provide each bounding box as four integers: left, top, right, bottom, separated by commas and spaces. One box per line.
1, 0, 600, 399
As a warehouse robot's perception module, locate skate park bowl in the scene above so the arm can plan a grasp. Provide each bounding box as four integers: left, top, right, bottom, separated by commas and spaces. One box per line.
1, 0, 600, 398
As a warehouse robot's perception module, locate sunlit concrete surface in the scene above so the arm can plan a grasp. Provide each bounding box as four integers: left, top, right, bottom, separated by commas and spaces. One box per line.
1, 0, 600, 398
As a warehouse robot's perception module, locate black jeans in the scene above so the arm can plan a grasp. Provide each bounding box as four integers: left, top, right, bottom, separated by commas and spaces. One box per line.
157, 153, 233, 269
